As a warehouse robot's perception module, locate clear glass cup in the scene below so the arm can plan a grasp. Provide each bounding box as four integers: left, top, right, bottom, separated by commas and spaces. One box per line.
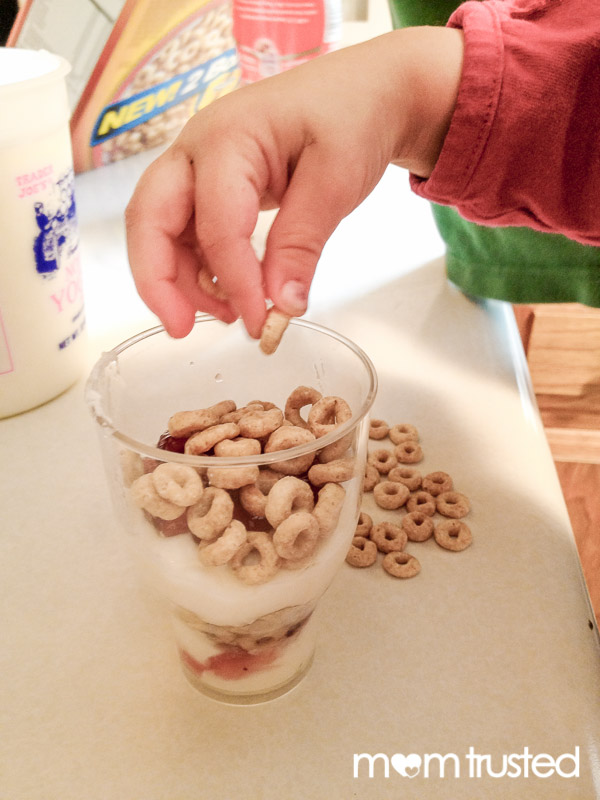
86, 316, 377, 704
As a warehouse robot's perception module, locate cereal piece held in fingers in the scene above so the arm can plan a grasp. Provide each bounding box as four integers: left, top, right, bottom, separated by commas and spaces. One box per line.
388, 466, 422, 492
346, 536, 378, 567
260, 308, 290, 355
422, 471, 454, 497
406, 490, 436, 516
394, 440, 423, 464
434, 519, 472, 551
436, 491, 470, 518
197, 265, 228, 300
370, 521, 407, 553
355, 511, 373, 537
367, 448, 397, 474
369, 419, 389, 440
373, 480, 410, 510
389, 423, 419, 445
402, 511, 434, 542
382, 551, 421, 579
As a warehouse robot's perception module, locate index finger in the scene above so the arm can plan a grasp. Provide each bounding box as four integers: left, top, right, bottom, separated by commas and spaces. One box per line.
125, 149, 236, 338
190, 144, 269, 339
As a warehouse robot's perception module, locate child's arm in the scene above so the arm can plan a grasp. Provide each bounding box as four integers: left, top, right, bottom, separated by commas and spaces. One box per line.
125, 27, 464, 338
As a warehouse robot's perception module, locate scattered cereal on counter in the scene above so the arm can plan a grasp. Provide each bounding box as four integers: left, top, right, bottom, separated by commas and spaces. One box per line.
345, 418, 473, 579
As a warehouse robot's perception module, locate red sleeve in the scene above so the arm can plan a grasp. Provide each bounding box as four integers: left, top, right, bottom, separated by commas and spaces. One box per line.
409, 0, 600, 246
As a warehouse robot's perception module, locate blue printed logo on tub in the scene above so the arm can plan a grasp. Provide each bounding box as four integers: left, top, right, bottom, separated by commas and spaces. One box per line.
33, 169, 78, 278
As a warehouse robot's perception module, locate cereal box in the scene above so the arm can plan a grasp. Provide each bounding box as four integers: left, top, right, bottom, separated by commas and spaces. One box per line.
70, 0, 240, 172
11, 0, 240, 172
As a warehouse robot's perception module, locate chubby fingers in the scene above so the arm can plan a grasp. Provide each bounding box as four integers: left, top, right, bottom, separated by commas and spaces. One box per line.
261, 141, 361, 317
125, 149, 238, 338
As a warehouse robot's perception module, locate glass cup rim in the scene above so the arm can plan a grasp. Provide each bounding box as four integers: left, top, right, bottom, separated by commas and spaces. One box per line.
85, 314, 378, 467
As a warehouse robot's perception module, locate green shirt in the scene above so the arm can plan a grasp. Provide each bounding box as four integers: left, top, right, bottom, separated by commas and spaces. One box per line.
388, 0, 600, 307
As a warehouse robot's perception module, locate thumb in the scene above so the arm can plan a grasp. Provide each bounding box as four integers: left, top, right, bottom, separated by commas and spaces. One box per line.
262, 144, 358, 316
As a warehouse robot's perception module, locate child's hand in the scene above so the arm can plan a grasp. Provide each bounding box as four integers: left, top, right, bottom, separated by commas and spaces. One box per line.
125, 27, 463, 338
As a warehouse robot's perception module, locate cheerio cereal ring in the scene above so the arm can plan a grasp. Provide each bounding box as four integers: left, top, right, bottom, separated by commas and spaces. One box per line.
394, 440, 423, 464
168, 400, 236, 437
220, 401, 265, 424
207, 463, 260, 490
367, 448, 397, 474
355, 511, 373, 537
436, 491, 470, 519
307, 396, 352, 438
369, 419, 389, 440
213, 437, 261, 458
307, 457, 355, 486
231, 531, 280, 584
265, 475, 315, 528
388, 423, 419, 445
130, 473, 186, 520
187, 486, 234, 540
312, 482, 345, 536
197, 265, 228, 300
151, 462, 203, 507
264, 425, 316, 475
370, 521, 407, 554
373, 480, 410, 510
346, 536, 378, 568
284, 385, 322, 429
259, 308, 290, 355
273, 511, 320, 561
318, 431, 353, 463
184, 422, 240, 454
422, 471, 454, 497
363, 464, 380, 492
388, 466, 422, 492
238, 407, 284, 439
198, 520, 248, 566
382, 551, 421, 579
406, 490, 436, 516
402, 511, 434, 542
238, 468, 279, 517
434, 519, 472, 551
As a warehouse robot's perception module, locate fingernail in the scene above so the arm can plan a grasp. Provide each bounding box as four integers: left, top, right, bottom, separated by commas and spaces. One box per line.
279, 280, 308, 315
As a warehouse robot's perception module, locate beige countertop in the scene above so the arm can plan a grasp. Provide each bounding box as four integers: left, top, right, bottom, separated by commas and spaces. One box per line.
1, 147, 599, 799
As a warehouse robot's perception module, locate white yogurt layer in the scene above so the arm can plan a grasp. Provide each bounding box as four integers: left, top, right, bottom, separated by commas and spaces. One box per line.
131, 476, 361, 627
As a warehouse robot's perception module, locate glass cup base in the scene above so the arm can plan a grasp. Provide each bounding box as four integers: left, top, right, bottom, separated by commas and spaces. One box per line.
179, 648, 315, 706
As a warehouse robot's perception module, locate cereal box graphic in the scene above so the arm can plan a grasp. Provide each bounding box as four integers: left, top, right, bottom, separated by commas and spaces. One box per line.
70, 0, 240, 171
